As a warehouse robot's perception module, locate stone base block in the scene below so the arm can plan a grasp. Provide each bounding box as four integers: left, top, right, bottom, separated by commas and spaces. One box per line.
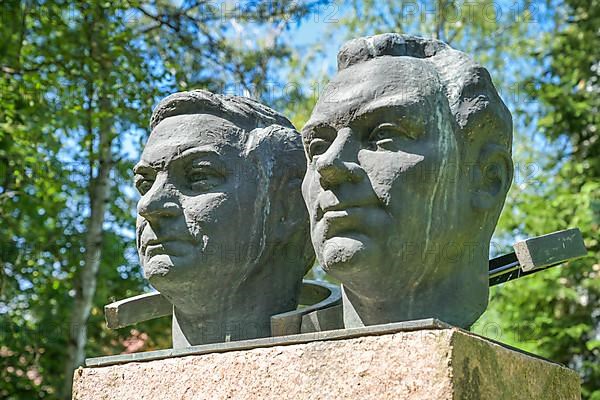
73, 324, 580, 399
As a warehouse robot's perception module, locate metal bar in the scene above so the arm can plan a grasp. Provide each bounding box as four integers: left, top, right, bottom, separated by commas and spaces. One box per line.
488, 228, 586, 287
488, 260, 520, 279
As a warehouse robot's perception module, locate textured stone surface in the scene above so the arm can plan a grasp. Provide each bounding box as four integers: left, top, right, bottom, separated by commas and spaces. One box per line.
73, 328, 580, 400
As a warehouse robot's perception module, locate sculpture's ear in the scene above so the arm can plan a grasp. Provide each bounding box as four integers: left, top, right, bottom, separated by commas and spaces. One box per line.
471, 143, 513, 211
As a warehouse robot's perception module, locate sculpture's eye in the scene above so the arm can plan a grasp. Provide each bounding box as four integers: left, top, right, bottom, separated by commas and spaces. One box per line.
187, 160, 225, 192
135, 178, 154, 195
308, 138, 331, 160
304, 125, 336, 160
369, 123, 416, 151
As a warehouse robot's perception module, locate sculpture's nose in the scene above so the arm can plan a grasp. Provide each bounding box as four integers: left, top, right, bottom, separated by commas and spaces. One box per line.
316, 128, 361, 189
137, 174, 181, 222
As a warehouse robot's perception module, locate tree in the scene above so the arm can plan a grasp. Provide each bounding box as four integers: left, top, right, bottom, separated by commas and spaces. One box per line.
1, 1, 327, 398
284, 1, 598, 398
1, 1, 72, 398
486, 0, 600, 397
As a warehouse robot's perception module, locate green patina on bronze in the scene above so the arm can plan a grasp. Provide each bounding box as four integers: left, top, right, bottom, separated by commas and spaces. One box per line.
301, 33, 513, 328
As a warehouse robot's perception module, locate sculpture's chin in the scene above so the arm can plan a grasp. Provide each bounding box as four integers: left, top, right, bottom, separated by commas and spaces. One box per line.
318, 234, 373, 277
143, 255, 174, 280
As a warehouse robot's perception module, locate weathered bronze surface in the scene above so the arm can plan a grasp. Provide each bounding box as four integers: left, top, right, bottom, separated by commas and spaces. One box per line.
301, 33, 514, 328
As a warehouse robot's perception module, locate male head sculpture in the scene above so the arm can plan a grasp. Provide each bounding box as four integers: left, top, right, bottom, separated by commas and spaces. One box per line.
134, 90, 313, 346
301, 34, 513, 328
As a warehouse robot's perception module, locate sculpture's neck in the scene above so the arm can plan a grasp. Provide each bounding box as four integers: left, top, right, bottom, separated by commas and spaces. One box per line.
170, 261, 301, 348
171, 303, 272, 348
341, 259, 489, 329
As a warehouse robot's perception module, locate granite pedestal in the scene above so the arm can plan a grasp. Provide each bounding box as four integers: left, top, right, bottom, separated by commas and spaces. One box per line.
73, 320, 580, 400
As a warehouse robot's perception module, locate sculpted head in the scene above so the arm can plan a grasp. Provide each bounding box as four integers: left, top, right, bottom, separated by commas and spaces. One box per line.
301, 34, 513, 327
135, 90, 312, 340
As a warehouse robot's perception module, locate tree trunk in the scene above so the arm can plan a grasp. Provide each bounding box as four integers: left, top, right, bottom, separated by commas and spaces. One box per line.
61, 5, 114, 397
61, 117, 113, 398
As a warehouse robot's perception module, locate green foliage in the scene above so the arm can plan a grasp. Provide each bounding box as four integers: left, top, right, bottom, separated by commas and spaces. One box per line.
532, 0, 599, 173
1, 0, 597, 398
481, 0, 600, 397
484, 159, 599, 396
287, 1, 598, 398
1, 1, 325, 398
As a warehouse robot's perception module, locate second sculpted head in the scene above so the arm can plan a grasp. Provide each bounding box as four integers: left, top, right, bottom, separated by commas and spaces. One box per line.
301, 34, 513, 328
135, 90, 313, 346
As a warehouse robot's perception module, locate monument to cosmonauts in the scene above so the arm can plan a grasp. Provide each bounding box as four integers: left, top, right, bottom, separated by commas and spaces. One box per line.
74, 33, 585, 400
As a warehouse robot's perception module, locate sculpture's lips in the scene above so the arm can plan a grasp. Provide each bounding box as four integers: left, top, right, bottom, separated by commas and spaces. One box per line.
316, 190, 380, 222
322, 208, 362, 218
142, 238, 180, 258
316, 207, 370, 238
317, 203, 375, 221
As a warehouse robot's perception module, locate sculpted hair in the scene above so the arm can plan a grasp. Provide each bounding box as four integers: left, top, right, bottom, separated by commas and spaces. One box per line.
150, 89, 294, 131
336, 33, 513, 151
